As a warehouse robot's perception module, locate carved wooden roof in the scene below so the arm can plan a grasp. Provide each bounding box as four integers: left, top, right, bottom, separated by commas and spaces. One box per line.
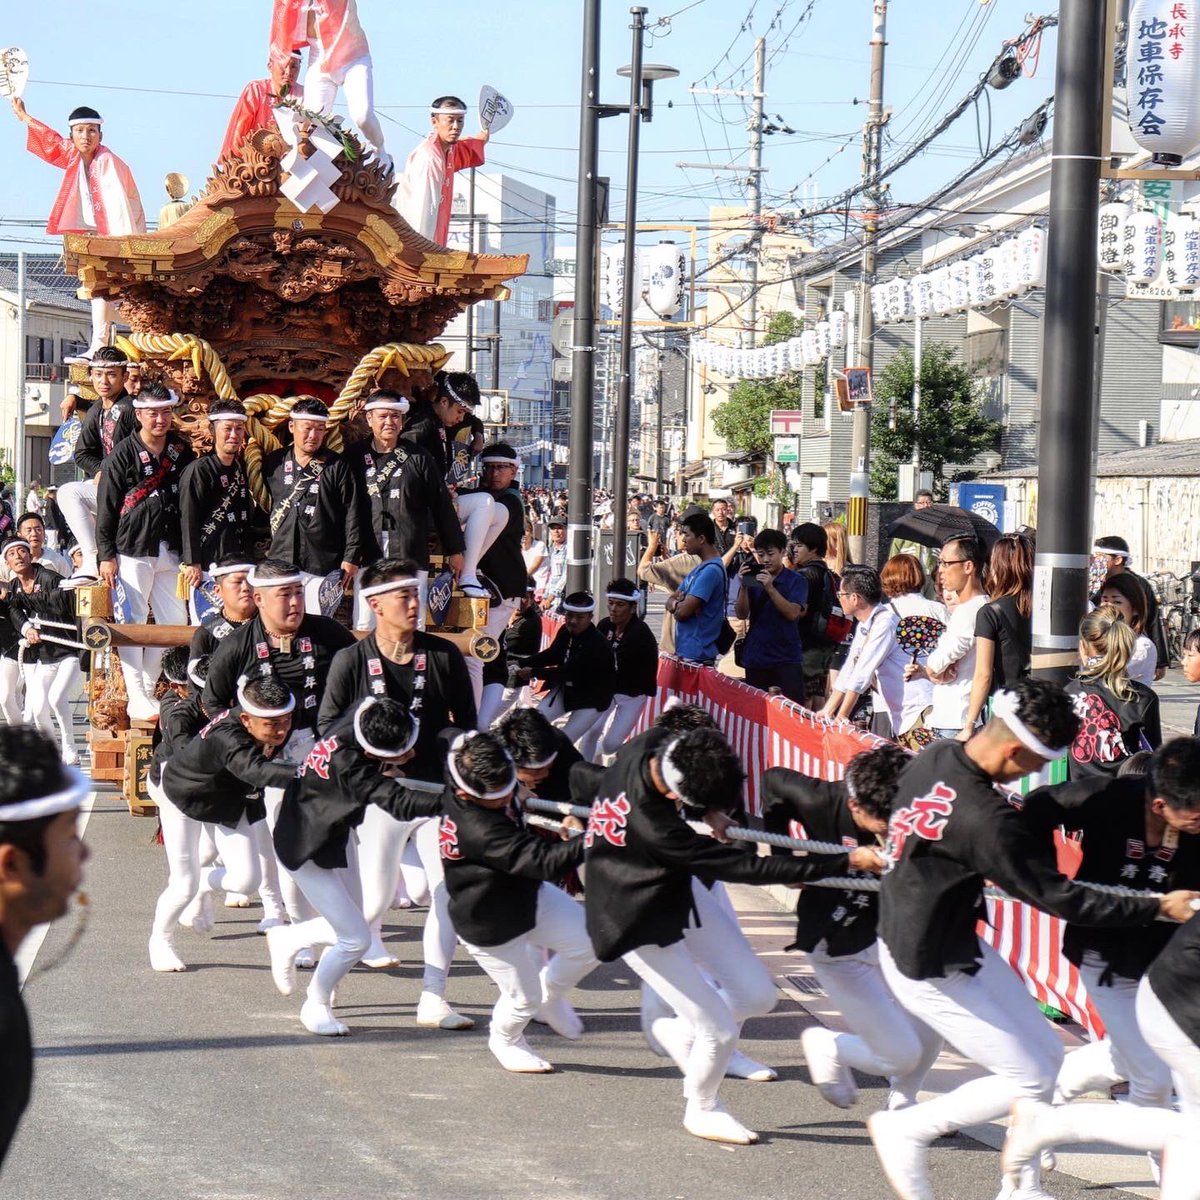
61, 129, 528, 392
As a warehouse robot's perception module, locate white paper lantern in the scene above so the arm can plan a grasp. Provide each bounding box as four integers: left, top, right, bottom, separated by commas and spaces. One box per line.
910, 273, 935, 318
800, 329, 819, 366
815, 320, 831, 358
965, 254, 988, 306
885, 278, 913, 322
974, 248, 1004, 307
1178, 215, 1200, 289
829, 310, 848, 348
643, 241, 686, 318
948, 260, 971, 310
1126, 2, 1200, 165
870, 283, 889, 324
1098, 202, 1132, 272
602, 242, 627, 314
1015, 227, 1047, 290
785, 337, 806, 371
992, 238, 1022, 295
929, 267, 954, 315
1122, 209, 1164, 282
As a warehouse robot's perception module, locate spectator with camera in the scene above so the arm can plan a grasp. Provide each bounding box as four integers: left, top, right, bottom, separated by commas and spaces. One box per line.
735, 529, 808, 704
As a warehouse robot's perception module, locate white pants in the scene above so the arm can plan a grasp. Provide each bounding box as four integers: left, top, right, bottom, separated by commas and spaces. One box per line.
0, 656, 26, 724
577, 693, 648, 762
1138, 977, 1200, 1116
263, 728, 319, 924
1055, 957, 1174, 1108
879, 938, 1063, 1141
304, 54, 386, 160
466, 597, 517, 710
57, 478, 99, 576
537, 689, 603, 747
24, 658, 81, 758
149, 780, 262, 939
357, 808, 456, 994
808, 941, 943, 1107
280, 848, 370, 1008
461, 883, 596, 1046
457, 492, 509, 586
353, 566, 427, 633
117, 546, 186, 699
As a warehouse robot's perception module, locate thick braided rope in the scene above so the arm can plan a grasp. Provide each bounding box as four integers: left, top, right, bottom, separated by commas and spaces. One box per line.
328, 342, 451, 424
116, 333, 239, 401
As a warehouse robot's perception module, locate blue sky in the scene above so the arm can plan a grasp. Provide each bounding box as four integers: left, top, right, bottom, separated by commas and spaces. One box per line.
0, 0, 1059, 262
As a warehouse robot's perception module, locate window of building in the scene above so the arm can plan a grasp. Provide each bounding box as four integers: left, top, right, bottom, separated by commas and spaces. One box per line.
25, 335, 55, 379
1162, 300, 1200, 345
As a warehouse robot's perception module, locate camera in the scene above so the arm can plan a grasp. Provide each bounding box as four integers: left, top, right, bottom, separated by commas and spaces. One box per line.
736, 518, 756, 536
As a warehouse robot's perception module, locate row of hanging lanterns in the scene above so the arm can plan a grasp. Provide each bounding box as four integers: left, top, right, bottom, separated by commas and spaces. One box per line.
691, 309, 849, 380
868, 227, 1047, 326
1098, 202, 1200, 289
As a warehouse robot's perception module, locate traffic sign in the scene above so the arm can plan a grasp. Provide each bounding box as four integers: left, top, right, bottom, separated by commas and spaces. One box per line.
770, 409, 803, 435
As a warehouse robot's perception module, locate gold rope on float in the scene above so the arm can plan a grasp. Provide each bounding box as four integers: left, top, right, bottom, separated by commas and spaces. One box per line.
113, 335, 451, 509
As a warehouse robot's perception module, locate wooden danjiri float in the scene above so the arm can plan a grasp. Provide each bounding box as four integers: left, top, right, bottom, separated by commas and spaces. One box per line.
62, 115, 527, 812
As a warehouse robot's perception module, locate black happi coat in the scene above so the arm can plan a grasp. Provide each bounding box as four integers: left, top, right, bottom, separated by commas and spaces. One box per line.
95, 433, 194, 560
878, 739, 1161, 982
439, 788, 585, 947
519, 727, 583, 803
161, 706, 295, 827
148, 691, 206, 788
476, 486, 527, 599
272, 716, 443, 871
761, 767, 882, 957
74, 392, 136, 476
262, 445, 363, 574
0, 938, 31, 1169
1064, 677, 1162, 780
343, 438, 464, 569
597, 614, 659, 698
583, 729, 853, 962
189, 609, 247, 664
1147, 908, 1200, 1049
317, 631, 476, 783
6, 567, 78, 665
525, 622, 616, 713
202, 614, 355, 731
178, 452, 254, 567
1022, 774, 1200, 982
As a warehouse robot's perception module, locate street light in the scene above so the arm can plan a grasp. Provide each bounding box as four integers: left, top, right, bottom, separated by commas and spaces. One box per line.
566, 3, 675, 593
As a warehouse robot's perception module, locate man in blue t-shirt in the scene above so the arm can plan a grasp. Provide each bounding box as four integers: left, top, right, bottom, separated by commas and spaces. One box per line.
735, 527, 809, 703
666, 511, 727, 665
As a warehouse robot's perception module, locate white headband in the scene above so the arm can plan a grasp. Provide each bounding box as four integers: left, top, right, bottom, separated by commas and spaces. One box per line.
517, 752, 557, 770
209, 562, 254, 578
431, 106, 468, 116
442, 377, 474, 408
1091, 544, 1129, 558
481, 454, 519, 467
359, 576, 421, 600
209, 411, 248, 423
133, 390, 179, 409
448, 734, 518, 801
186, 658, 207, 688
991, 690, 1070, 760
289, 410, 330, 423
353, 698, 420, 759
236, 675, 296, 718
363, 397, 410, 414
68, 116, 103, 128
658, 739, 696, 807
0, 767, 90, 822
247, 570, 302, 588
3, 539, 32, 556
606, 591, 638, 603
561, 599, 595, 614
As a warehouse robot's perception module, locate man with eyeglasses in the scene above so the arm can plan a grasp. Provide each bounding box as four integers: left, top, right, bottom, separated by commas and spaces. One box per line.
344, 389, 464, 630
56, 346, 138, 584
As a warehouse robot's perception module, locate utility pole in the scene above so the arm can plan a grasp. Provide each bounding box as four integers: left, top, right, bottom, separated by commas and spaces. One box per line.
15, 251, 26, 509
746, 37, 765, 347
848, 0, 887, 564
465, 169, 477, 373
1031, 0, 1106, 683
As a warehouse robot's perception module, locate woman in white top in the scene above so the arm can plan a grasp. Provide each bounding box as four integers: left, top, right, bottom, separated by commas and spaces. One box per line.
1097, 573, 1158, 687
880, 554, 947, 747
904, 535, 989, 739
521, 522, 549, 594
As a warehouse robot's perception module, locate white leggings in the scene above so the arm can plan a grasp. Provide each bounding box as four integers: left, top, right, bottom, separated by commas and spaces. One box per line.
808, 941, 943, 1107
357, 808, 456, 994
457, 492, 509, 586
0, 656, 26, 724
461, 883, 597, 1046
537, 689, 603, 747
279, 850, 370, 1009
117, 548, 186, 698
304, 55, 386, 159
56, 478, 98, 576
1055, 957, 1174, 1108
879, 937, 1064, 1138
1138, 976, 1200, 1116
24, 658, 81, 758
466, 597, 517, 711
577, 693, 649, 762
263, 785, 317, 924
149, 780, 262, 939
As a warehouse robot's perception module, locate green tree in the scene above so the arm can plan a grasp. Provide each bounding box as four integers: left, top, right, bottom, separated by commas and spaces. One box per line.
710, 311, 802, 456
869, 342, 1000, 500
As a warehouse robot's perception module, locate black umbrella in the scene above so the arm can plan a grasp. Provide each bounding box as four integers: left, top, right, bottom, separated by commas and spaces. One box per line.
886, 503, 1000, 551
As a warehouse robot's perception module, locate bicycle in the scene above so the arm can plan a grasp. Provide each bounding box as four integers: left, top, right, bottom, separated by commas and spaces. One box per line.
1147, 571, 1200, 667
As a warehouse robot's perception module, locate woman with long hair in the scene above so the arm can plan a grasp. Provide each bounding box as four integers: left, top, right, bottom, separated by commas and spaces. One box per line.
1097, 571, 1158, 686
1065, 606, 1161, 779
879, 553, 947, 749
822, 521, 849, 578
958, 533, 1033, 739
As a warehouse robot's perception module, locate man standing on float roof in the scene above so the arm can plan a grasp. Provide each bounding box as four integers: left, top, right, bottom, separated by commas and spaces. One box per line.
396, 96, 490, 245
8, 97, 146, 361
220, 48, 302, 160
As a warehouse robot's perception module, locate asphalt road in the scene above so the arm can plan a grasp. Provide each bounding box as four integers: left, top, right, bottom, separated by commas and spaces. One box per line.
4, 785, 1139, 1200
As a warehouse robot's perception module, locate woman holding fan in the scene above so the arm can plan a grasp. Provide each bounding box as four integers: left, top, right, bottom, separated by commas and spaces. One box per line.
880, 554, 946, 750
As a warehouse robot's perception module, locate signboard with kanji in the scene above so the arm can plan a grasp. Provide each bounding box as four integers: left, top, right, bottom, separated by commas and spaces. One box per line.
774, 436, 800, 464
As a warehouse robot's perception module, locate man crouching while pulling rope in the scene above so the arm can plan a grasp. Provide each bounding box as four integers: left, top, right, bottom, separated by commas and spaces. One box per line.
868, 678, 1200, 1200
582, 724, 885, 1146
